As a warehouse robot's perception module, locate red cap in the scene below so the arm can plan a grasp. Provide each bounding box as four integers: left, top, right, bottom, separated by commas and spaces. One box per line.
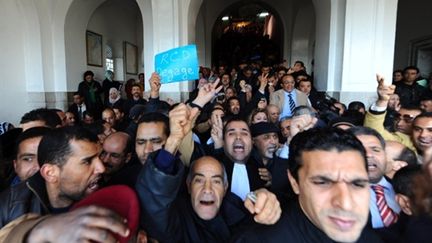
71, 185, 140, 243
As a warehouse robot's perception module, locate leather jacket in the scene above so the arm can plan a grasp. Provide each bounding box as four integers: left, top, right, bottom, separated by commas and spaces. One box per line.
0, 172, 50, 228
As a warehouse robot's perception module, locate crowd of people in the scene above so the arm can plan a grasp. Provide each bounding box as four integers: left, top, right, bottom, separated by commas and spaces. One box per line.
0, 60, 432, 242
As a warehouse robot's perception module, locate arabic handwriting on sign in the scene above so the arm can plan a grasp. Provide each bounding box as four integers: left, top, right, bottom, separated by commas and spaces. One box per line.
155, 45, 199, 83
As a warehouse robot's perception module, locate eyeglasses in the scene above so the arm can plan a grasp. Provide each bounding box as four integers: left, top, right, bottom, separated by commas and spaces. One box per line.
100, 150, 124, 160
395, 114, 415, 123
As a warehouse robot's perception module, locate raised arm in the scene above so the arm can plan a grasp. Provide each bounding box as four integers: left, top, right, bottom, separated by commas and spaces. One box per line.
178, 79, 223, 164
364, 75, 415, 150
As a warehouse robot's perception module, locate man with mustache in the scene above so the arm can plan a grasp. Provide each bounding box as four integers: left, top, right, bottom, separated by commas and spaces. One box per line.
123, 83, 147, 117
236, 128, 381, 242
250, 122, 291, 199
350, 126, 401, 229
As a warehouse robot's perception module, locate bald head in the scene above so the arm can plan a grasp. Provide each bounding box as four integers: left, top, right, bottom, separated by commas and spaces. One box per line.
385, 141, 417, 179
100, 132, 132, 176
385, 141, 405, 160
266, 104, 280, 124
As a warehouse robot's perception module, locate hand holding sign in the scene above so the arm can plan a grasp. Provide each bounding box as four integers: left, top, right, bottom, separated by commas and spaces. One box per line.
155, 45, 199, 83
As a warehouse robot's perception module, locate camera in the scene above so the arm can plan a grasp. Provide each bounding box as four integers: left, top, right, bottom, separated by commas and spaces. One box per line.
217, 93, 225, 101
315, 93, 340, 123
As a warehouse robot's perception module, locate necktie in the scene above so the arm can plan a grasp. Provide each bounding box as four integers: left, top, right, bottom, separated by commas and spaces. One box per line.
288, 93, 296, 113
78, 105, 82, 120
372, 185, 398, 227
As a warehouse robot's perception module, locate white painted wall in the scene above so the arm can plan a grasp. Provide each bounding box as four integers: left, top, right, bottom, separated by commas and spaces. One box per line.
339, 0, 398, 107
86, 0, 143, 83
65, 0, 105, 91
0, 0, 35, 125
291, 2, 315, 72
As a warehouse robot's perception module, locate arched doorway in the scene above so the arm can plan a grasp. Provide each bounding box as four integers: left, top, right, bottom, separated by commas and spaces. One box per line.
64, 0, 144, 92
211, 2, 284, 68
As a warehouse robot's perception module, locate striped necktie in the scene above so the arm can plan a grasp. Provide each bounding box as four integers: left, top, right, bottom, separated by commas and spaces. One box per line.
288, 92, 296, 113
372, 185, 398, 227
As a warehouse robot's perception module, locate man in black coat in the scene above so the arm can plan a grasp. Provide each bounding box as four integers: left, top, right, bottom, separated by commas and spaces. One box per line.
123, 83, 147, 116
235, 128, 382, 243
211, 117, 266, 201
135, 103, 281, 243
78, 70, 104, 119
249, 122, 293, 203
395, 66, 426, 107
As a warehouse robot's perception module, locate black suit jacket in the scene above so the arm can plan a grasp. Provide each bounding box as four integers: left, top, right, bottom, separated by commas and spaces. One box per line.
215, 150, 266, 195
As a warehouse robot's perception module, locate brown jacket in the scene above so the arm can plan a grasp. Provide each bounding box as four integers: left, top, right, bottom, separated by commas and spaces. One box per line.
270, 89, 310, 112
0, 214, 49, 243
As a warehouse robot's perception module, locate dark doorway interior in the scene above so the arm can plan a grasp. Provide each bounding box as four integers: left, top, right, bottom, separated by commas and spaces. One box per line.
212, 2, 283, 68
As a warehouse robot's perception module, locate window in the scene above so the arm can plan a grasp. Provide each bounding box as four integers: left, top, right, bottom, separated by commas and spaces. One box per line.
106, 45, 114, 72
106, 58, 114, 72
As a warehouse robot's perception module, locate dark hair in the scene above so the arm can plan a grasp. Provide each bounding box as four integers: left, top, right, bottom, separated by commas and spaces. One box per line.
82, 120, 105, 137
289, 128, 367, 181
15, 127, 51, 158
348, 126, 386, 149
221, 73, 231, 79
393, 69, 403, 75
83, 70, 94, 80
420, 92, 432, 102
225, 86, 237, 95
403, 66, 420, 74
137, 112, 170, 137
20, 108, 62, 128
398, 147, 418, 167
124, 133, 134, 154
298, 79, 312, 85
38, 126, 98, 167
223, 116, 248, 137
400, 104, 422, 111
73, 91, 80, 97
243, 66, 252, 73
131, 83, 142, 90
83, 110, 95, 119
334, 102, 347, 113
51, 109, 63, 113
348, 101, 366, 111
248, 108, 268, 125
112, 103, 124, 113
211, 106, 225, 115
225, 97, 241, 114
413, 112, 432, 124
226, 96, 240, 103
276, 66, 287, 72
261, 63, 271, 68
294, 61, 305, 67
392, 165, 422, 197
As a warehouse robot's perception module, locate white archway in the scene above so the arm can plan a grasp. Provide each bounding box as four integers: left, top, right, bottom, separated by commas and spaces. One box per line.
186, 0, 343, 94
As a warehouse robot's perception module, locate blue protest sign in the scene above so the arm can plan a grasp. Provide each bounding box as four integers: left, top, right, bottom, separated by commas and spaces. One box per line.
155, 44, 199, 83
